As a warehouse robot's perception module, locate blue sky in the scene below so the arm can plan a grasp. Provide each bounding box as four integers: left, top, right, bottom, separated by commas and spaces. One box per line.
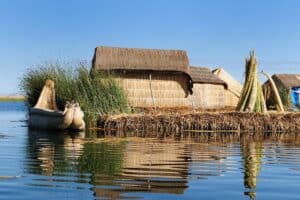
1, 0, 300, 94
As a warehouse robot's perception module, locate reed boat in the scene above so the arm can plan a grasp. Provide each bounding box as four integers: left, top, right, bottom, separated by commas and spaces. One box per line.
28, 80, 85, 130
29, 103, 75, 130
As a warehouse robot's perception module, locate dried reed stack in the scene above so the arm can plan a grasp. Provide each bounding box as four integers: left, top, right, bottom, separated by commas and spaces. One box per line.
236, 51, 266, 112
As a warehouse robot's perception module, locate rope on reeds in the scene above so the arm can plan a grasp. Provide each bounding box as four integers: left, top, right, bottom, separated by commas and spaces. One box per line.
236, 51, 267, 113
149, 73, 157, 111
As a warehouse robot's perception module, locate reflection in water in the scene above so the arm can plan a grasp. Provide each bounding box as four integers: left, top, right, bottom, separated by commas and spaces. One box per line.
26, 130, 85, 176
24, 130, 300, 199
92, 140, 191, 199
93, 137, 237, 199
241, 141, 263, 200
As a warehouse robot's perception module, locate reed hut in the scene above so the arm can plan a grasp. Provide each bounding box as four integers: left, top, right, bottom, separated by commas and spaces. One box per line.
92, 46, 228, 109
92, 46, 193, 108
263, 74, 300, 110
213, 68, 242, 108
188, 66, 227, 109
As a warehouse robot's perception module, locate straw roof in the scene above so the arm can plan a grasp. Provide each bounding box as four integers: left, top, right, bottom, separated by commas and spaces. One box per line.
272, 74, 300, 88
92, 46, 189, 73
188, 66, 227, 88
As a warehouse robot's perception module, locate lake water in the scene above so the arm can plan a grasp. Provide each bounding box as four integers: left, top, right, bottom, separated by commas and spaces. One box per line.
0, 102, 299, 199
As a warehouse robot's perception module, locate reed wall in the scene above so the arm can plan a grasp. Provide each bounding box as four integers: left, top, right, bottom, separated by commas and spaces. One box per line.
224, 90, 240, 108
189, 84, 225, 109
115, 72, 190, 107
114, 71, 228, 109
213, 68, 242, 109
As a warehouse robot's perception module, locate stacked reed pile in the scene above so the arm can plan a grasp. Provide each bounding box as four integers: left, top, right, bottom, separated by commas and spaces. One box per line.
236, 51, 266, 112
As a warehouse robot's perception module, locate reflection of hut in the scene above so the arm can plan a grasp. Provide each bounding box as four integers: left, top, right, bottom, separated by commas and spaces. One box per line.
263, 74, 300, 110
188, 66, 227, 109
93, 139, 231, 199
213, 68, 242, 108
92, 46, 192, 108
115, 140, 190, 194
93, 140, 189, 199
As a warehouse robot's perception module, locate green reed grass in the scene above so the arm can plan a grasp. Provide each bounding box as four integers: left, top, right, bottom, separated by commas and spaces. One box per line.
20, 61, 130, 127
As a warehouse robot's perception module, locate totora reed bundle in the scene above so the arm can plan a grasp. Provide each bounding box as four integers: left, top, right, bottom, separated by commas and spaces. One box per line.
236, 51, 267, 113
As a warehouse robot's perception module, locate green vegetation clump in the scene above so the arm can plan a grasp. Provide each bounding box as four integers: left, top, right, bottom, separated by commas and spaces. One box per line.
20, 61, 129, 127
279, 86, 291, 109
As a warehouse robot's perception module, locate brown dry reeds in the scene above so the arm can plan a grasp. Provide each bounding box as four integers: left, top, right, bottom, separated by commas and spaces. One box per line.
98, 112, 300, 137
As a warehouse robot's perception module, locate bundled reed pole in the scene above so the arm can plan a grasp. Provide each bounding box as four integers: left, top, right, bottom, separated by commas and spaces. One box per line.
261, 71, 284, 112
236, 51, 267, 113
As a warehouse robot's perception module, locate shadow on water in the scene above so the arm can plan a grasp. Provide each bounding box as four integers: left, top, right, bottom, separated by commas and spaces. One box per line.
24, 128, 300, 200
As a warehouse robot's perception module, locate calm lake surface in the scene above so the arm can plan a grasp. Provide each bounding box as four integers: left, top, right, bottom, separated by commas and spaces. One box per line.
0, 102, 299, 199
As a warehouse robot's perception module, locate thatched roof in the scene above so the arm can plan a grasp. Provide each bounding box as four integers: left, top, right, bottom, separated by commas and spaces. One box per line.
272, 74, 300, 88
188, 66, 227, 88
92, 46, 189, 73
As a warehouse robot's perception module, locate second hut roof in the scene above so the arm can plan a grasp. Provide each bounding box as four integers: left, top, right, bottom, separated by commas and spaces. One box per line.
188, 66, 228, 88
272, 74, 300, 88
